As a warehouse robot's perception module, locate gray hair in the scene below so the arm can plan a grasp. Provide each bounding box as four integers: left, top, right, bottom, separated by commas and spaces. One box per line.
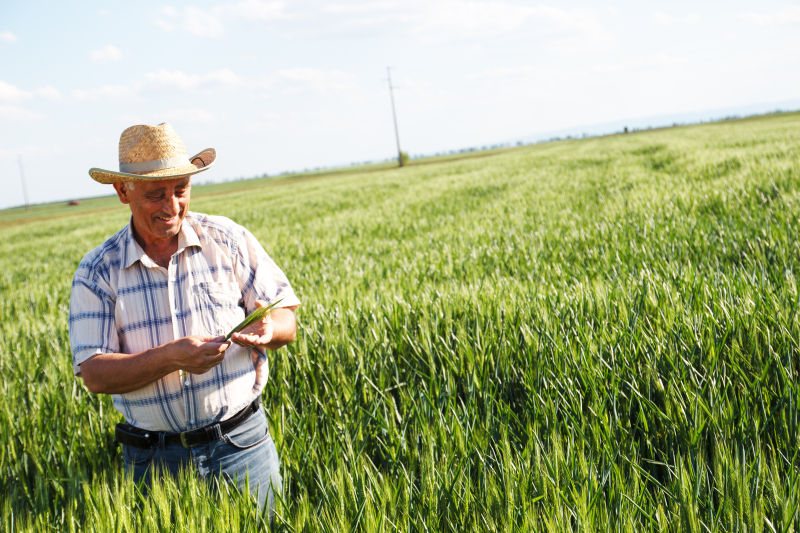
123, 181, 135, 191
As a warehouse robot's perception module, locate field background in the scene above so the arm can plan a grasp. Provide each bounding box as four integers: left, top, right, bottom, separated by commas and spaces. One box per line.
2, 112, 800, 531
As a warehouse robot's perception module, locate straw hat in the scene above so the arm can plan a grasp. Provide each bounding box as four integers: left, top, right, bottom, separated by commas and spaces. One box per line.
89, 122, 216, 184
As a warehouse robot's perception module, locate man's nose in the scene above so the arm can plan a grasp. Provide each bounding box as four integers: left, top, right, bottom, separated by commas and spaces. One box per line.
164, 194, 180, 215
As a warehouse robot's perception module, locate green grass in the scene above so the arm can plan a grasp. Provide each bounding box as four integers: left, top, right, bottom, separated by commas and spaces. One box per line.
2, 111, 800, 531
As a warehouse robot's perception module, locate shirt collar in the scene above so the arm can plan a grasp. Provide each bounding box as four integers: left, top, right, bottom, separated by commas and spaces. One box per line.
121, 214, 202, 269
177, 215, 201, 253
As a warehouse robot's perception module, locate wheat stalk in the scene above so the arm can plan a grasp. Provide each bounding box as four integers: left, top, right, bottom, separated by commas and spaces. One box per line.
224, 298, 284, 341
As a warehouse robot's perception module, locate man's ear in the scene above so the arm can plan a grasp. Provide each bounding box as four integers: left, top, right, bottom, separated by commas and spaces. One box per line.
113, 182, 131, 204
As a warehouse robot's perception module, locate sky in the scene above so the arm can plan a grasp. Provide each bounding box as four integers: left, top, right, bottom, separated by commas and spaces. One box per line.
1, 0, 799, 210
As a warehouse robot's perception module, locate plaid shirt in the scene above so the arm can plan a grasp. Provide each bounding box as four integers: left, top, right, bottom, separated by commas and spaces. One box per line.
69, 212, 300, 432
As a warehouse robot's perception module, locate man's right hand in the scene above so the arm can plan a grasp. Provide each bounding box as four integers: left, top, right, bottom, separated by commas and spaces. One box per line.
170, 335, 231, 374
79, 335, 231, 394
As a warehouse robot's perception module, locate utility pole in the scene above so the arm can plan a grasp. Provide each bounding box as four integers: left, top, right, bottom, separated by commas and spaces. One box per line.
18, 155, 29, 210
386, 66, 403, 167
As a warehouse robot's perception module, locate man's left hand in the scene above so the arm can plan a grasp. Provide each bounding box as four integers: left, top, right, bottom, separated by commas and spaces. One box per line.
230, 300, 274, 349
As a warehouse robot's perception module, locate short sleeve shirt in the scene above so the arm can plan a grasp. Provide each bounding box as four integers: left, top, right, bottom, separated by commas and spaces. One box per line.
69, 212, 300, 432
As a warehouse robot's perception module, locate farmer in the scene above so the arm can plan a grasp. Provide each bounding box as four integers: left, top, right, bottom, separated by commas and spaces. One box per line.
68, 122, 300, 516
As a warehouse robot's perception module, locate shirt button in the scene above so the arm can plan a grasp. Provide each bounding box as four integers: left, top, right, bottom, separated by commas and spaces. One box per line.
184, 380, 190, 387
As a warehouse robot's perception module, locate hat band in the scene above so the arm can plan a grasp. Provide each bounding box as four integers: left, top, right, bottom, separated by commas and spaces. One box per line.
119, 156, 191, 174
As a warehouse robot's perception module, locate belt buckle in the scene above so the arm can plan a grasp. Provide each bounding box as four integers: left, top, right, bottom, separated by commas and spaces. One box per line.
180, 431, 192, 448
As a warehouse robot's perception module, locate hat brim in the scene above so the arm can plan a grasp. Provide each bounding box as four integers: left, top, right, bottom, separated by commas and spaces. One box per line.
89, 148, 216, 184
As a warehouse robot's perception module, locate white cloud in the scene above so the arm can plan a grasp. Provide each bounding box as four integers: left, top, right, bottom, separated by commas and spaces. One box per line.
0, 31, 17, 43
70, 68, 244, 102
0, 104, 43, 121
322, 0, 409, 27
467, 66, 538, 82
308, 1, 406, 35
36, 86, 62, 100
592, 53, 686, 75
246, 110, 282, 132
90, 44, 123, 63
156, 5, 225, 37
155, 0, 601, 44
143, 68, 242, 90
421, 1, 538, 36
318, 1, 606, 45
739, 6, 800, 25
145, 70, 202, 90
162, 107, 216, 123
205, 69, 242, 85
0, 143, 62, 159
156, 1, 285, 37
156, 5, 177, 31
0, 81, 61, 107
183, 6, 226, 37
71, 84, 138, 101
226, 0, 285, 21
155, 19, 175, 31
261, 68, 357, 93
469, 55, 691, 83
653, 11, 701, 26
118, 113, 148, 125
325, 1, 402, 14
0, 80, 32, 103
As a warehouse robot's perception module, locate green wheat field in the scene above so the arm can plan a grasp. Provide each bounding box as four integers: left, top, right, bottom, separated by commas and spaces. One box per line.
2, 112, 800, 531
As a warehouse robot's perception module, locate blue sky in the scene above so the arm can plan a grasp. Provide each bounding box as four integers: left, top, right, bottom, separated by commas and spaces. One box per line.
1, 0, 799, 209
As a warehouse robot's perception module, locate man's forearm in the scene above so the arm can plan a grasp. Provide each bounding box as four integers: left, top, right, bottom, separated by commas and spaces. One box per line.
79, 336, 230, 395
79, 345, 179, 394
264, 307, 297, 350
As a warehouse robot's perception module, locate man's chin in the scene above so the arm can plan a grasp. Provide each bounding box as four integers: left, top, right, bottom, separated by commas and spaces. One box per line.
150, 223, 181, 240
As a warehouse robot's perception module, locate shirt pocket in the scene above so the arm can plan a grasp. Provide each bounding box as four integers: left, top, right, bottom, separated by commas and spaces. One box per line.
193, 281, 244, 336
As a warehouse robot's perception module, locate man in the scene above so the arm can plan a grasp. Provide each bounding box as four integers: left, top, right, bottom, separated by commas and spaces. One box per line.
69, 122, 300, 515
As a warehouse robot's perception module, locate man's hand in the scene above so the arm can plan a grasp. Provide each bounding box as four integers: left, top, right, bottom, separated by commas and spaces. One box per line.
230, 301, 298, 351
79, 306, 295, 395
79, 335, 231, 394
171, 335, 231, 374
230, 300, 275, 349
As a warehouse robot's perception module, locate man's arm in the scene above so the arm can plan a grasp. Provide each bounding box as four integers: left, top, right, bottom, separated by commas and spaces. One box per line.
79, 336, 230, 394
264, 306, 298, 350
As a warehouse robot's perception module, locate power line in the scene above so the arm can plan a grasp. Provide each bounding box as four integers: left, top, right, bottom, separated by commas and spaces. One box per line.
386, 66, 403, 167
18, 155, 29, 210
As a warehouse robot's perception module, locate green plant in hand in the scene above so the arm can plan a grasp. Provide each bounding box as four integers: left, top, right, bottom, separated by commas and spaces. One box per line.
224, 299, 284, 341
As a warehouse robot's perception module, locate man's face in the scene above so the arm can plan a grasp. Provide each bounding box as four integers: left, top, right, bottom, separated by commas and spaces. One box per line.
114, 177, 191, 247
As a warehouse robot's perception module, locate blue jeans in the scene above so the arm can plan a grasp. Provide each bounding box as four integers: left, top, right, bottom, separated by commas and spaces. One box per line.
122, 407, 282, 514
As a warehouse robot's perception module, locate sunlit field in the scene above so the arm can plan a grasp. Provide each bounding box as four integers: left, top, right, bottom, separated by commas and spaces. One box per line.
2, 112, 800, 531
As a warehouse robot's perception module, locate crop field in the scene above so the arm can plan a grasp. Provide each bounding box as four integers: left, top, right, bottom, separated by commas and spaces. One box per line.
2, 112, 800, 531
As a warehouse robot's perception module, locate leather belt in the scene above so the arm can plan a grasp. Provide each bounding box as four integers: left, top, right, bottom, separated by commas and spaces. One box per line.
115, 398, 261, 449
